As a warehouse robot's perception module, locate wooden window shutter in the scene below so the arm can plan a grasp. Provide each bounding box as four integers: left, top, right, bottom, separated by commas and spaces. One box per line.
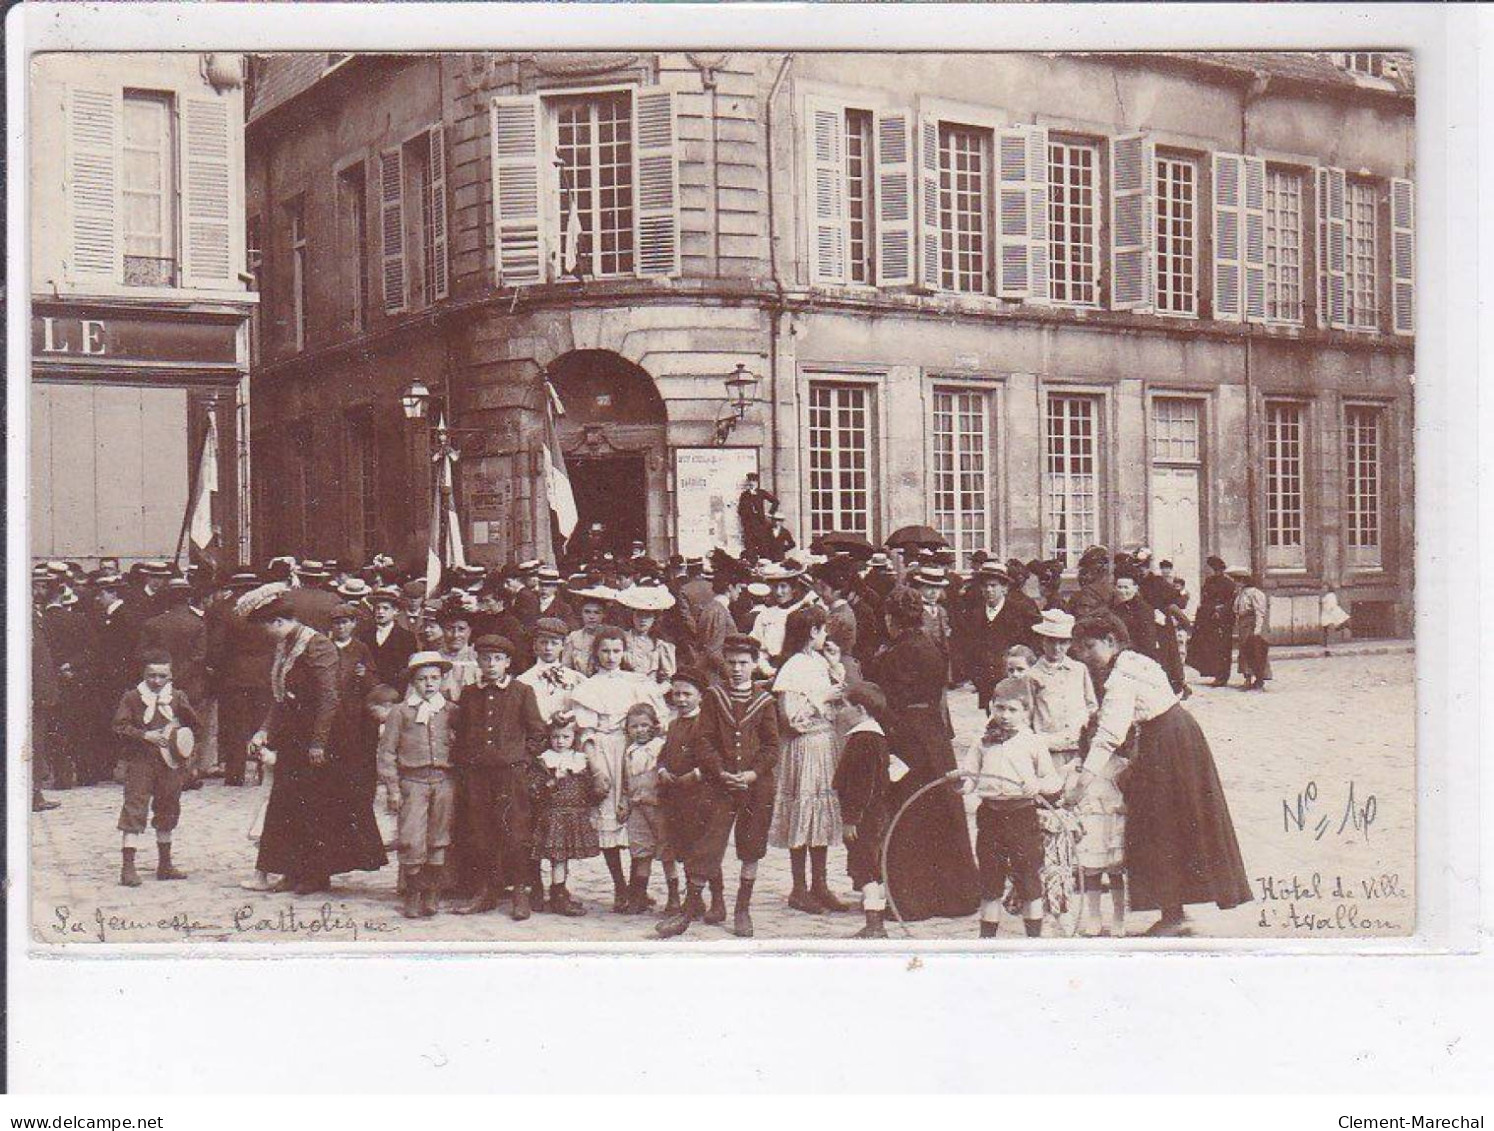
1242, 155, 1267, 322
181, 96, 234, 289
1212, 151, 1244, 322
489, 95, 545, 286
1390, 177, 1414, 336
917, 115, 942, 290
997, 124, 1049, 302
805, 96, 847, 285
66, 86, 122, 283
874, 110, 914, 286
427, 123, 450, 300
379, 146, 407, 313
1317, 166, 1347, 330
632, 87, 681, 278
1109, 132, 1153, 311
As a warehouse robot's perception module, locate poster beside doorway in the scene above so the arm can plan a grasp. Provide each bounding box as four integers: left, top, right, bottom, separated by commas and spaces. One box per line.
674, 447, 758, 558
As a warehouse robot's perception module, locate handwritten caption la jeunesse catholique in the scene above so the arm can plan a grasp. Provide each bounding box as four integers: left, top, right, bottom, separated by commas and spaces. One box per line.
50, 901, 400, 943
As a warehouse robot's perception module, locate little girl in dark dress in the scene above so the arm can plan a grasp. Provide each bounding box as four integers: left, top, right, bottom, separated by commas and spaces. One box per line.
532, 711, 602, 916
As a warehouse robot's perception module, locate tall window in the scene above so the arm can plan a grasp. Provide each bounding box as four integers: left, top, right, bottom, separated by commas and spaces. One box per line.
807, 383, 873, 539
338, 162, 370, 331
287, 195, 307, 352
1151, 397, 1201, 464
122, 91, 176, 286
347, 414, 378, 554
400, 130, 434, 308
846, 108, 876, 285
1265, 401, 1306, 569
1154, 154, 1197, 315
938, 123, 988, 294
554, 92, 635, 278
1047, 139, 1098, 305
932, 389, 992, 567
1346, 179, 1378, 330
1264, 167, 1304, 323
1345, 405, 1383, 568
1043, 394, 1099, 568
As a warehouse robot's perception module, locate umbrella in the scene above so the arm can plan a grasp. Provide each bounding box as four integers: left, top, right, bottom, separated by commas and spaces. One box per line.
885, 524, 949, 551
811, 531, 875, 560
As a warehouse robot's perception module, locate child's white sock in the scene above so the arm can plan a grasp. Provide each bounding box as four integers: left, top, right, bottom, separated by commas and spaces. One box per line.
863, 882, 886, 912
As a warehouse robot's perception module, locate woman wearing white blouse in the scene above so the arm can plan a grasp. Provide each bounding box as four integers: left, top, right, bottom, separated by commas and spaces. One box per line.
1067, 613, 1253, 936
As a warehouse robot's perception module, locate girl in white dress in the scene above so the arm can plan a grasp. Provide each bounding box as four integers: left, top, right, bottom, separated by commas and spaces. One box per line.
570, 626, 670, 911
617, 585, 679, 684
768, 605, 848, 913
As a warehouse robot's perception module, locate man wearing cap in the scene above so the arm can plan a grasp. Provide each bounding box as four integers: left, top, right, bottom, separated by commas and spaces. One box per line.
129, 561, 174, 620
86, 571, 144, 783
451, 635, 548, 918
140, 577, 212, 787
360, 587, 418, 689
966, 561, 1042, 712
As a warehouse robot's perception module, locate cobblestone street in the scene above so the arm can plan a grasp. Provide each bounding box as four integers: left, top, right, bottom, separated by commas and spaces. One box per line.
28, 652, 1415, 947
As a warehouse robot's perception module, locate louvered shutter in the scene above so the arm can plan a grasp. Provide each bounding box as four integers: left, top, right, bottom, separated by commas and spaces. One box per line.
1110, 132, 1153, 311
427, 123, 450, 300
1317, 166, 1347, 330
918, 115, 942, 290
379, 146, 407, 313
633, 87, 680, 278
1242, 156, 1267, 322
805, 96, 847, 285
489, 95, 545, 286
1212, 152, 1243, 322
997, 125, 1049, 302
1390, 177, 1414, 336
66, 86, 122, 283
874, 110, 915, 286
181, 96, 234, 289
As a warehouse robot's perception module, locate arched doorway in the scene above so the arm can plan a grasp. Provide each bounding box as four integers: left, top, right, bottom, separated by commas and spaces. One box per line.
548, 350, 667, 561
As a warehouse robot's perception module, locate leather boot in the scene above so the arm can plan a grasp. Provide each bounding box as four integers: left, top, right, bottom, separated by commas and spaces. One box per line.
511, 886, 532, 921
732, 878, 756, 938
156, 842, 187, 881
120, 848, 141, 888
550, 883, 587, 917
453, 883, 500, 916
811, 882, 849, 913
788, 884, 823, 913
979, 919, 1000, 938
703, 881, 727, 925
851, 909, 888, 939
663, 873, 681, 915
401, 871, 424, 919
656, 884, 703, 938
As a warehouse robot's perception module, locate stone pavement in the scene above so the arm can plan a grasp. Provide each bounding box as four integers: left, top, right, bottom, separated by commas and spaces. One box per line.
28, 653, 1415, 947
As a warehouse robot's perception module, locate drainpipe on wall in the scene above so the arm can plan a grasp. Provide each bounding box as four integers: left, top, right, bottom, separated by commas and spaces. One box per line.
1242, 71, 1268, 583
764, 53, 795, 505
686, 53, 728, 277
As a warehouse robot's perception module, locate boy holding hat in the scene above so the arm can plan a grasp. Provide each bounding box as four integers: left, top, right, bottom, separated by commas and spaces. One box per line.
112, 649, 201, 887
1026, 609, 1098, 766
452, 635, 548, 918
377, 651, 458, 918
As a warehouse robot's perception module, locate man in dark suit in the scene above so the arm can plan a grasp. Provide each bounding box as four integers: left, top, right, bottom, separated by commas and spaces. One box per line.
359, 587, 417, 689
284, 561, 343, 634
737, 473, 777, 562
523, 567, 577, 632
208, 572, 275, 786
964, 562, 1042, 711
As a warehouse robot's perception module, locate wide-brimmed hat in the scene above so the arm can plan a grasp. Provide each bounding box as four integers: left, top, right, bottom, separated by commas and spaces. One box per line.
572, 585, 618, 605
405, 650, 453, 673
758, 561, 804, 583
616, 582, 676, 612
298, 560, 331, 580
171, 726, 196, 763
1033, 609, 1077, 640
246, 594, 296, 623
336, 578, 373, 599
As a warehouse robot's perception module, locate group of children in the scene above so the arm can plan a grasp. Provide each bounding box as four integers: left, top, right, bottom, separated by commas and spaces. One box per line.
107, 596, 1128, 940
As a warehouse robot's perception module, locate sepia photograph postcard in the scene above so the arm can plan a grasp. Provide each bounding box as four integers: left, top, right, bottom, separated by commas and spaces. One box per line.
18, 36, 1432, 953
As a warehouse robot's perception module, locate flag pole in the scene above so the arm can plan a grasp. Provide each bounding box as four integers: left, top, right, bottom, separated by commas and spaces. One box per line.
173, 412, 214, 569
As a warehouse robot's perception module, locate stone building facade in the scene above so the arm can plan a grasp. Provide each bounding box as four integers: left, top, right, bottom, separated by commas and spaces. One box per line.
30, 53, 255, 568
245, 50, 1415, 640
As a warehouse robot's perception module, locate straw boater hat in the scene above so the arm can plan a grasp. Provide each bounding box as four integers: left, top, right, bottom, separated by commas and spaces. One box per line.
758, 561, 805, 583
911, 565, 950, 589
336, 577, 373, 599
405, 650, 453, 673
976, 561, 1013, 585
537, 566, 563, 587
1033, 609, 1077, 640
370, 584, 402, 606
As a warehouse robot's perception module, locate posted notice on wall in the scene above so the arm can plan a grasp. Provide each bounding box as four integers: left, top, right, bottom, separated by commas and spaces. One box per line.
674, 447, 758, 558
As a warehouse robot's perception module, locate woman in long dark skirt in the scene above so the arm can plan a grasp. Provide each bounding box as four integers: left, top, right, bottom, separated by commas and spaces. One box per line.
1186, 556, 1237, 686
1067, 613, 1253, 936
246, 594, 387, 895
865, 588, 980, 922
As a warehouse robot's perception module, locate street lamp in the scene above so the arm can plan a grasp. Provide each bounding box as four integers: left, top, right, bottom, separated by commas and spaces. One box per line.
400, 379, 432, 421
713, 363, 761, 445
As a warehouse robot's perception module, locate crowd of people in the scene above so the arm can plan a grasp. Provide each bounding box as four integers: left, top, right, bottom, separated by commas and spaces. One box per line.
30, 533, 1261, 939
